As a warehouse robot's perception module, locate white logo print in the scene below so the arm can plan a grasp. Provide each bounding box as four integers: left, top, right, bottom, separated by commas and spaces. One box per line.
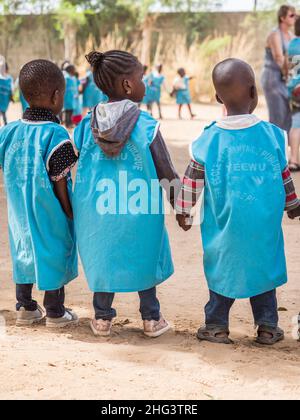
252, 177, 264, 186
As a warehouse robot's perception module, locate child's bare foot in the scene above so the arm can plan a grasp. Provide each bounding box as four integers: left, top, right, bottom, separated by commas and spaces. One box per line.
143, 315, 171, 338
191, 114, 196, 120
90, 319, 112, 337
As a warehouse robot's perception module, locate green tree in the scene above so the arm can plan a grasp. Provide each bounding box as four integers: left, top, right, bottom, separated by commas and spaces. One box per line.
119, 0, 209, 65
55, 0, 87, 62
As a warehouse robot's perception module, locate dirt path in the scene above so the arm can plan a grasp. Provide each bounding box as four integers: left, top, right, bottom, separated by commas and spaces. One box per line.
0, 103, 299, 400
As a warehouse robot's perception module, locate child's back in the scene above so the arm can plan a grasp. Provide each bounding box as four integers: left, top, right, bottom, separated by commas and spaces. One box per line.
0, 119, 77, 290
176, 58, 299, 345
0, 59, 78, 329
191, 116, 287, 298
74, 50, 180, 338
74, 102, 174, 292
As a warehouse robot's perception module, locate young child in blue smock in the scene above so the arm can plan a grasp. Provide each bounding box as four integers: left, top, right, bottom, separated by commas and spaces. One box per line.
148, 64, 166, 120
0, 60, 78, 328
63, 64, 77, 128
73, 50, 182, 338
72, 72, 83, 126
81, 68, 108, 116
176, 58, 300, 345
172, 68, 196, 120
140, 65, 152, 114
0, 56, 13, 126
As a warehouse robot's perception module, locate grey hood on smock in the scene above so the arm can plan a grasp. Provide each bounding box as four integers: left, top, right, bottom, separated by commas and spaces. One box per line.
91, 100, 141, 157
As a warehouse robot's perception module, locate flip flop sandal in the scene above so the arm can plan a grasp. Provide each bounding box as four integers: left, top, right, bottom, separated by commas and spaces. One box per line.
256, 326, 284, 345
197, 326, 234, 345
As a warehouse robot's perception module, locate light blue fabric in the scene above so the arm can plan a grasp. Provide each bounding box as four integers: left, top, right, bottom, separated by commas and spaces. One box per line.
192, 120, 288, 299
288, 37, 300, 58
73, 78, 82, 116
0, 120, 78, 290
63, 72, 77, 111
148, 73, 165, 103
0, 76, 12, 113
19, 91, 29, 112
287, 73, 300, 98
82, 71, 108, 109
141, 75, 151, 105
292, 112, 300, 128
176, 76, 191, 105
73, 111, 174, 293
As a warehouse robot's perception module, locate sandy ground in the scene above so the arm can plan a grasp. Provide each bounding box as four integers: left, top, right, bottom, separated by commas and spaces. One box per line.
0, 102, 299, 401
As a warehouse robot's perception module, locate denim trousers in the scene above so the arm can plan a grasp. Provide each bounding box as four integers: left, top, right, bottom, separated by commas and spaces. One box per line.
93, 287, 160, 321
205, 289, 278, 328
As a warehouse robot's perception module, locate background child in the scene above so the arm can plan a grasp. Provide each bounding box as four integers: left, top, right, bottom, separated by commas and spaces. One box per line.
81, 67, 108, 116
0, 59, 78, 327
63, 64, 77, 128
72, 71, 83, 126
176, 58, 300, 345
0, 56, 13, 126
148, 64, 166, 120
140, 65, 152, 114
73, 50, 181, 338
172, 68, 195, 120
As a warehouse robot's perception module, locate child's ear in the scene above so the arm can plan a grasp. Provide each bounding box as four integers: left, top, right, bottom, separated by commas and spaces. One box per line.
250, 85, 257, 99
122, 79, 132, 96
52, 89, 59, 105
216, 94, 223, 105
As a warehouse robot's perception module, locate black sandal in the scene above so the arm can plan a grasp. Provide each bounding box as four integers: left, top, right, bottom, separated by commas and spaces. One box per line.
256, 325, 284, 345
197, 326, 234, 345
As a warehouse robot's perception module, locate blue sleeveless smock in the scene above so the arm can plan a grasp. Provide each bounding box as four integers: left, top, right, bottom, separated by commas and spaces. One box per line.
191, 120, 288, 299
0, 120, 78, 290
64, 73, 77, 111
176, 76, 191, 105
73, 111, 174, 293
148, 73, 165, 103
82, 71, 108, 109
0, 76, 12, 113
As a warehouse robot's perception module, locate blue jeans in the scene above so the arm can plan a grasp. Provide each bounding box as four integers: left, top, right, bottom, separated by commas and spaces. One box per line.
205, 289, 279, 329
93, 287, 160, 321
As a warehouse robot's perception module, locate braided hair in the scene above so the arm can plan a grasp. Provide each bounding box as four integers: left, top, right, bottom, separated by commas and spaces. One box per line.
20, 59, 65, 102
86, 50, 140, 97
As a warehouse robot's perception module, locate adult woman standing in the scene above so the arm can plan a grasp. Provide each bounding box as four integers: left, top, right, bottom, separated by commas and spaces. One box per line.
261, 5, 296, 132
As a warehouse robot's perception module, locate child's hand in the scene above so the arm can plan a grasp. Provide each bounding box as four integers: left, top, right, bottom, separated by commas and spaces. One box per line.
176, 214, 193, 231
287, 206, 300, 220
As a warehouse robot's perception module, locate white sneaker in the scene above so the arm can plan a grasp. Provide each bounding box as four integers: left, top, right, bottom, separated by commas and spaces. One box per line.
46, 309, 79, 328
16, 306, 44, 327
90, 319, 112, 337
143, 315, 171, 338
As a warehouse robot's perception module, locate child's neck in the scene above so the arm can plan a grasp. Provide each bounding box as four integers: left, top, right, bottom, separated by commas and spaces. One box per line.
226, 106, 251, 116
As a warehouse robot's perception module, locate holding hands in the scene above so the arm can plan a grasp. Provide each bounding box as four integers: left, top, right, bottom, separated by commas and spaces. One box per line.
176, 213, 193, 231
